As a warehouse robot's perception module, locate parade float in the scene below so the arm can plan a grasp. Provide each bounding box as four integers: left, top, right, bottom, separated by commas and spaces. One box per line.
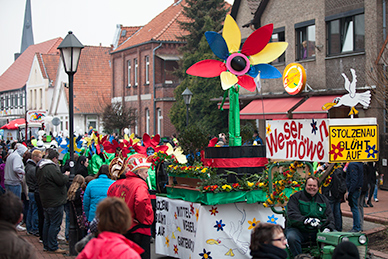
153, 15, 378, 259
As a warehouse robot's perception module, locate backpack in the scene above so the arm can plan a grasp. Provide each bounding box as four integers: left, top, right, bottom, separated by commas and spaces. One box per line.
330, 167, 347, 200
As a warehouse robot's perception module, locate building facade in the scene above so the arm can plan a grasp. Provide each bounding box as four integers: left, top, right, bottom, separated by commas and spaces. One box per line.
110, 0, 187, 137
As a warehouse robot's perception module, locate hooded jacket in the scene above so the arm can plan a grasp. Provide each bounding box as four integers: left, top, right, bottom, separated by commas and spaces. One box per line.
36, 159, 69, 208
76, 231, 143, 259
107, 171, 154, 236
3, 145, 27, 186
25, 159, 38, 193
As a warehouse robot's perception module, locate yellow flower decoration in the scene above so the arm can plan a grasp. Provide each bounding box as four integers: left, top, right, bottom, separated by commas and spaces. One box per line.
222, 184, 232, 190
248, 218, 260, 230
247, 181, 254, 187
266, 124, 272, 135
165, 236, 170, 247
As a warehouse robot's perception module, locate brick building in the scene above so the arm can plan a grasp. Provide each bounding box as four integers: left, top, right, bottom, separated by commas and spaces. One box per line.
110, 0, 188, 137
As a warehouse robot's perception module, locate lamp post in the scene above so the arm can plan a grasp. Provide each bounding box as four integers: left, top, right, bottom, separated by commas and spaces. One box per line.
57, 31, 84, 256
181, 88, 193, 126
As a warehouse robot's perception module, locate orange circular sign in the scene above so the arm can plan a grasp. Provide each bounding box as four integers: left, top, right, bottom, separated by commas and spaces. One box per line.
283, 63, 307, 95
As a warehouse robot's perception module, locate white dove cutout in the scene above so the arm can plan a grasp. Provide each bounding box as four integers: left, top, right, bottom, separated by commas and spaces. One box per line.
322, 68, 371, 116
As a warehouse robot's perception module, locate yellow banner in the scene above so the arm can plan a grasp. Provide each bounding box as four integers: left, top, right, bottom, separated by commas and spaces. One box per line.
329, 125, 379, 162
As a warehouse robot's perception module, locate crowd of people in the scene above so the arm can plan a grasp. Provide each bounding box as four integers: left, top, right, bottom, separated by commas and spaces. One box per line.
0, 139, 154, 258
0, 137, 384, 259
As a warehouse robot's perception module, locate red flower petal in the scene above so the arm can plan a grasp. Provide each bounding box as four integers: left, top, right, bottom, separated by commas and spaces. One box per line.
241, 24, 273, 56
151, 134, 161, 147
187, 60, 227, 78
237, 75, 256, 92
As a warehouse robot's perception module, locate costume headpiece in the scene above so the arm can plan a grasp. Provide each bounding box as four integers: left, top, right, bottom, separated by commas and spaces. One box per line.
109, 156, 126, 180
126, 153, 152, 172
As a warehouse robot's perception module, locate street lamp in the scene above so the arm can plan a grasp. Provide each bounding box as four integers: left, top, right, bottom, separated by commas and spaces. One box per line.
182, 88, 193, 126
57, 31, 84, 256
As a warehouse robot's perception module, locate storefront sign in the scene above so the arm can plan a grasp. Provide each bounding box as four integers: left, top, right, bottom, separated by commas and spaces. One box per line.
155, 196, 285, 259
283, 63, 306, 95
329, 125, 378, 162
266, 119, 329, 162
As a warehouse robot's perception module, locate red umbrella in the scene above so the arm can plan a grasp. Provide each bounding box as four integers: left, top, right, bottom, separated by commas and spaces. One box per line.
0, 118, 26, 130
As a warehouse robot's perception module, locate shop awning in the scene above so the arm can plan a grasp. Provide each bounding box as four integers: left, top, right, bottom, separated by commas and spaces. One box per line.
240, 97, 303, 120
292, 95, 338, 119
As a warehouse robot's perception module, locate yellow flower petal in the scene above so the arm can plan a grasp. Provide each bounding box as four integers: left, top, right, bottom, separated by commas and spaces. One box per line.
222, 15, 241, 53
220, 71, 238, 90
249, 42, 288, 65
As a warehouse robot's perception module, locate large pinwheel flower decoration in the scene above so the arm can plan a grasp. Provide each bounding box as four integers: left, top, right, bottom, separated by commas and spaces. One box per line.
187, 15, 288, 91
186, 15, 288, 146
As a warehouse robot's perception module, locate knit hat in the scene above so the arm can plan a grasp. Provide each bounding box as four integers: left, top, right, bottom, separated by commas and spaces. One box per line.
126, 153, 151, 172
332, 241, 360, 259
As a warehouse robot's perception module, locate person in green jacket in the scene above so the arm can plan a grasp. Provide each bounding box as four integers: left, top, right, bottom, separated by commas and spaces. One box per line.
285, 176, 335, 258
36, 149, 69, 254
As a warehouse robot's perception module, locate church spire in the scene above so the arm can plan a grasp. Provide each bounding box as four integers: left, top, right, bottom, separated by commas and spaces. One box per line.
20, 0, 34, 53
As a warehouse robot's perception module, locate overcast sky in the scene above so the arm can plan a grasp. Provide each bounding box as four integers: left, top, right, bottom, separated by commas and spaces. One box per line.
0, 0, 234, 75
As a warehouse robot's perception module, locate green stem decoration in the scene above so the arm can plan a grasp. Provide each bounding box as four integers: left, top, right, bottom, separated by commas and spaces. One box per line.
228, 85, 242, 146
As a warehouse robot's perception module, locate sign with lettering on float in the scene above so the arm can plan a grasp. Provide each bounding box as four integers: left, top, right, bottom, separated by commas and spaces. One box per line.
266, 119, 329, 162
266, 118, 378, 162
155, 197, 200, 258
329, 124, 378, 162
155, 196, 285, 259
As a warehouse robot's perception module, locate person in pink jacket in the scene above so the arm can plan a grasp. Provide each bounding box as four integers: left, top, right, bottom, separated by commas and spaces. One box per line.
76, 197, 144, 259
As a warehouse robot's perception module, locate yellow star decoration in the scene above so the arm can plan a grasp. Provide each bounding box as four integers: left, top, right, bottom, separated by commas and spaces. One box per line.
165, 236, 170, 247
172, 232, 176, 239
248, 218, 260, 230
195, 208, 200, 221
176, 226, 181, 232
266, 124, 272, 135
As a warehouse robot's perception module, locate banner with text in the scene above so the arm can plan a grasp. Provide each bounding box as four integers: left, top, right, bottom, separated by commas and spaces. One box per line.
155, 196, 285, 259
329, 124, 378, 162
266, 119, 329, 162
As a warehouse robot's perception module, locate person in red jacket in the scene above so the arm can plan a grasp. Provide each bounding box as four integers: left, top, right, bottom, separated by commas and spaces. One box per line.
107, 153, 154, 259
76, 197, 143, 259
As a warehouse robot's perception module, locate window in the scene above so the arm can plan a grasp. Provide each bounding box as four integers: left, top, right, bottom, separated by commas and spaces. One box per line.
20, 93, 23, 108
34, 89, 37, 109
29, 90, 33, 109
39, 89, 42, 109
5, 95, 9, 109
271, 27, 285, 63
295, 20, 316, 60
326, 11, 364, 55
10, 94, 13, 108
0, 96, 3, 110
127, 60, 131, 87
134, 58, 138, 86
157, 108, 163, 135
145, 56, 150, 84
145, 108, 150, 134
14, 94, 18, 108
